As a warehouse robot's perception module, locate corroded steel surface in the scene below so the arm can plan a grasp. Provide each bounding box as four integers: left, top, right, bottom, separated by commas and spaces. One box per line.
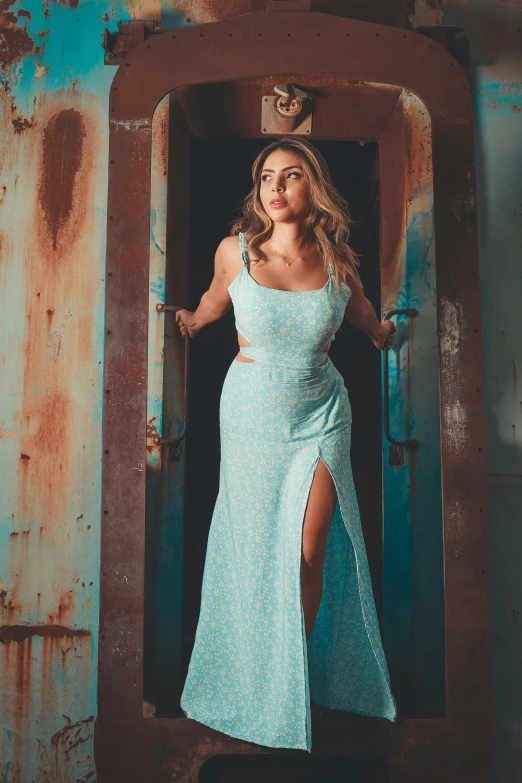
98, 8, 491, 782
0, 3, 112, 780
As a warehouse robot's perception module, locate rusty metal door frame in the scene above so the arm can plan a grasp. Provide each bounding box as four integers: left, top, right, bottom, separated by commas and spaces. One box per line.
97, 10, 491, 782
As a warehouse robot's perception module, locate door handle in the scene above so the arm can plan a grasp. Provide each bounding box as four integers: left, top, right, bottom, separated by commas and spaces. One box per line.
154, 303, 190, 459
383, 308, 419, 450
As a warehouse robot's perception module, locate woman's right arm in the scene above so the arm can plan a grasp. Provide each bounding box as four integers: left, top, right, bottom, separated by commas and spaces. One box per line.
175, 236, 241, 338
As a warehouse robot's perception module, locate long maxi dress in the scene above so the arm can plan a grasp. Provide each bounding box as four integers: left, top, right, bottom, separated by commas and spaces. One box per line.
180, 232, 397, 751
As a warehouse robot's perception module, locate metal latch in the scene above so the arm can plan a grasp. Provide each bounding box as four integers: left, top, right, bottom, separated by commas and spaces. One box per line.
262, 84, 313, 136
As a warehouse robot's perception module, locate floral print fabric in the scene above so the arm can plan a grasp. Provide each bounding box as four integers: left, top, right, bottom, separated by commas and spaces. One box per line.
180, 232, 397, 751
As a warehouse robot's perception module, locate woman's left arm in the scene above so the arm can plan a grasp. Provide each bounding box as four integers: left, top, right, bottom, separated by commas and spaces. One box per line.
343, 274, 396, 351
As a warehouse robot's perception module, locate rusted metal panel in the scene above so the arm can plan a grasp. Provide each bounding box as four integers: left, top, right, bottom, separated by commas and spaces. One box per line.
98, 9, 491, 782
175, 79, 401, 139
380, 92, 444, 715
0, 2, 118, 781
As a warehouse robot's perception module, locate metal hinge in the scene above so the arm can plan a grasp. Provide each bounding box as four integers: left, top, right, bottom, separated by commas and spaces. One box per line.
102, 19, 161, 66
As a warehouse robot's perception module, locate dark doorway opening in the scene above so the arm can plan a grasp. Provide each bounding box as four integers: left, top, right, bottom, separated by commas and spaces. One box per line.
179, 138, 382, 710
199, 752, 389, 782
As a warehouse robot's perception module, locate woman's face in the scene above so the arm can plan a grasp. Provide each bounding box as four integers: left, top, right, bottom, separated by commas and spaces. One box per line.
258, 148, 311, 224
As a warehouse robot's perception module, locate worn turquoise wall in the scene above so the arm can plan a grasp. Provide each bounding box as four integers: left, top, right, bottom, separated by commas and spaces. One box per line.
0, 1, 520, 781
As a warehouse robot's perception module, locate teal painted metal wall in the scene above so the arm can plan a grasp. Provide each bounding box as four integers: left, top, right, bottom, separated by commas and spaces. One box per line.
0, 1, 520, 780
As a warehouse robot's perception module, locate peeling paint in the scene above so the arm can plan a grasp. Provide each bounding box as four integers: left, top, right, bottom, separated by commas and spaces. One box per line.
110, 117, 152, 132
0, 5, 37, 70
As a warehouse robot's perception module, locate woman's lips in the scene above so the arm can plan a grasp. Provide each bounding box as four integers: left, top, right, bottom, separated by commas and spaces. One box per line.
270, 199, 288, 209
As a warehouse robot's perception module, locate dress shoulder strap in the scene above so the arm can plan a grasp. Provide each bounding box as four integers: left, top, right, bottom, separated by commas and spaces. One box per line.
238, 232, 249, 268
327, 262, 333, 276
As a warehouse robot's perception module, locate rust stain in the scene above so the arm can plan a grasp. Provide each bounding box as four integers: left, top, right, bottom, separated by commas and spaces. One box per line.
37, 109, 86, 252
147, 416, 160, 453
129, 0, 264, 24
48, 589, 75, 625
41, 0, 80, 16
12, 115, 34, 133
0, 5, 37, 69
0, 91, 103, 628
0, 625, 91, 643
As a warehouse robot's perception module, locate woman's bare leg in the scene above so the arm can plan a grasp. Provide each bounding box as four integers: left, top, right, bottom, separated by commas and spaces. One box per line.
301, 458, 338, 639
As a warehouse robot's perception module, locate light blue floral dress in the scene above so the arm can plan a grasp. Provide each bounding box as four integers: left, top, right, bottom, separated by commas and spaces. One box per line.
180, 232, 397, 751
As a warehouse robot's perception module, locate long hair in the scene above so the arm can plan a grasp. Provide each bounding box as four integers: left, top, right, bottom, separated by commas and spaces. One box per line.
230, 136, 363, 291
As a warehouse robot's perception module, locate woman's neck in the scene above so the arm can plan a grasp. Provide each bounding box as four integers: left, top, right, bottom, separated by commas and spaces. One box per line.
270, 223, 311, 250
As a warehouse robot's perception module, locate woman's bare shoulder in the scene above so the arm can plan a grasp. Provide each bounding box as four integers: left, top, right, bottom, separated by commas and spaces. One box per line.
215, 235, 243, 283
217, 234, 241, 256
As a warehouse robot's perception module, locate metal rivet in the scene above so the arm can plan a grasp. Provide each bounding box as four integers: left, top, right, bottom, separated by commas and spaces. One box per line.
480, 508, 484, 512
474, 328, 478, 333
476, 388, 480, 392
403, 34, 407, 38
104, 510, 109, 515
376, 33, 379, 37
346, 33, 350, 37
106, 329, 112, 335
109, 215, 114, 220
172, 35, 176, 39
200, 33, 204, 37
316, 32, 321, 36
287, 33, 291, 37
108, 272, 112, 276
463, 85, 467, 90
105, 389, 111, 394
105, 449, 109, 453
229, 33, 233, 37
147, 44, 151, 49
258, 33, 262, 37
114, 86, 118, 91
450, 62, 454, 66
478, 447, 482, 452
110, 159, 115, 164
126, 62, 130, 67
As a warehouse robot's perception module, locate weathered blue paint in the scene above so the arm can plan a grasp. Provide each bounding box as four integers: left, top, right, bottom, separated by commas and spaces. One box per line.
381, 93, 444, 716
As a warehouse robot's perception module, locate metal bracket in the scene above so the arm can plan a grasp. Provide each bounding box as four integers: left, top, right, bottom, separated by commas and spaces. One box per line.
415, 25, 470, 67
262, 84, 313, 136
102, 19, 161, 66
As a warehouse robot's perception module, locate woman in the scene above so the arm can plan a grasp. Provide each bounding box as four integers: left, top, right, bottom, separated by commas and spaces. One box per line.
176, 137, 398, 752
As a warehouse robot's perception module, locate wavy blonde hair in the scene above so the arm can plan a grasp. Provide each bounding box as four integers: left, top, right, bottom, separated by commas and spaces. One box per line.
230, 136, 363, 291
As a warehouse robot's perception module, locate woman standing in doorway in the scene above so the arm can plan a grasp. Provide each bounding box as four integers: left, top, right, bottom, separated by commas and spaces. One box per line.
176, 137, 397, 752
